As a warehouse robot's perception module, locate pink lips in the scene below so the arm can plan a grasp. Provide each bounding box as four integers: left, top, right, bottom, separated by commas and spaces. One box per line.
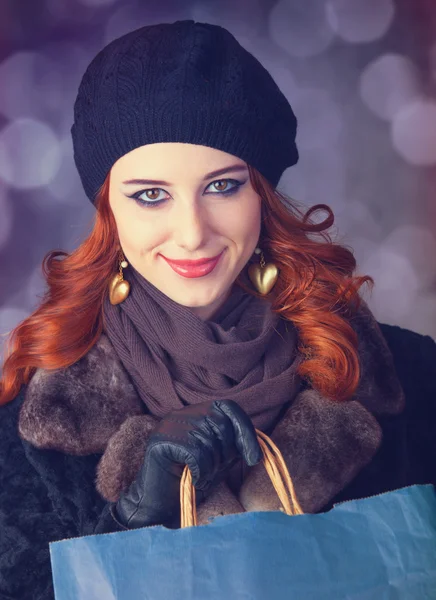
162, 250, 225, 278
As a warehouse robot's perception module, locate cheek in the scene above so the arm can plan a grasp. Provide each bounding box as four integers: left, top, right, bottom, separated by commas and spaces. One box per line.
225, 196, 261, 240
115, 209, 161, 254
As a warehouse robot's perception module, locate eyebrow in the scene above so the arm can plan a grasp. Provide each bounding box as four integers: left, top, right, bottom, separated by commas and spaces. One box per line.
122, 164, 248, 186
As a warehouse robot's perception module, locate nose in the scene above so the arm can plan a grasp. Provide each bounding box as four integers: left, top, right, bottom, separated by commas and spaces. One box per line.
171, 199, 211, 250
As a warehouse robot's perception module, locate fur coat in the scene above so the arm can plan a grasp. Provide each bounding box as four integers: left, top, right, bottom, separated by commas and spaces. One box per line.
1, 314, 435, 599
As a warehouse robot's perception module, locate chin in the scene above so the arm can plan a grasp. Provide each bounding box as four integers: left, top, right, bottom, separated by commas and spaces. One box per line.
168, 282, 232, 311
170, 288, 221, 308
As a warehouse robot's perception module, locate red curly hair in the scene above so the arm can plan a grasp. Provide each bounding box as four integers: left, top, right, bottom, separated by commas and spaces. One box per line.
0, 165, 374, 406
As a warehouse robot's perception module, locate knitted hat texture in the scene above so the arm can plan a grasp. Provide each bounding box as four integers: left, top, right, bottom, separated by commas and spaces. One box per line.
71, 19, 299, 204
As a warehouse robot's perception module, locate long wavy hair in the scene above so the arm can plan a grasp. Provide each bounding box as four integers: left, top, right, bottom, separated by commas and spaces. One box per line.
0, 165, 374, 406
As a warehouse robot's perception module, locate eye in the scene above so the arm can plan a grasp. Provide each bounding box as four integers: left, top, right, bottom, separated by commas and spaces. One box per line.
207, 179, 236, 193
127, 178, 245, 209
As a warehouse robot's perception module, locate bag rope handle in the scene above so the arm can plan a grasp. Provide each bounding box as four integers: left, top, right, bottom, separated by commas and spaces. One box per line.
180, 428, 304, 528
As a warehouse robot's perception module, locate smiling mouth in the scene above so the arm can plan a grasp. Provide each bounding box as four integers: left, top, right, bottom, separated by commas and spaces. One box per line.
161, 250, 225, 278
161, 250, 224, 267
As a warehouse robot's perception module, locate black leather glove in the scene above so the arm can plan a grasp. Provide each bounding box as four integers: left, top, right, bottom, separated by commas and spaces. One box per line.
112, 400, 262, 530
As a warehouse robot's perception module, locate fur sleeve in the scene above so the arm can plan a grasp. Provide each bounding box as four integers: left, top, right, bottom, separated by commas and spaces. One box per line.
0, 387, 112, 599
378, 324, 436, 484
0, 389, 71, 600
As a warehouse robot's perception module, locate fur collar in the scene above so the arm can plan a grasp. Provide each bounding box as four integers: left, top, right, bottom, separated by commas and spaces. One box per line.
18, 300, 405, 522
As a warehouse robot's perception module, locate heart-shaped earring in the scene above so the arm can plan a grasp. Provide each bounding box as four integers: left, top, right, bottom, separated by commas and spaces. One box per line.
108, 252, 130, 305
248, 247, 279, 295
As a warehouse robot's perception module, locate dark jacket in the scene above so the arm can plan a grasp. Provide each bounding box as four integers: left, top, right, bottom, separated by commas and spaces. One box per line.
1, 320, 435, 600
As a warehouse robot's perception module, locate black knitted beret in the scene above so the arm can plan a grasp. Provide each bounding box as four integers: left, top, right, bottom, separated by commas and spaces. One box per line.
71, 19, 299, 205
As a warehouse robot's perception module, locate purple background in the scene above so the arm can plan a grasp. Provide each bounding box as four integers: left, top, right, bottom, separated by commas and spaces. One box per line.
1, 0, 435, 368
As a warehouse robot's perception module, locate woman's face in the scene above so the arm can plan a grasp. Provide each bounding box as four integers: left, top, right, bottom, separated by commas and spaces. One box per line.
109, 143, 262, 320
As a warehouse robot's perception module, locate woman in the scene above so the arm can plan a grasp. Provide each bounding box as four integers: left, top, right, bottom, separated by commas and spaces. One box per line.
1, 19, 435, 600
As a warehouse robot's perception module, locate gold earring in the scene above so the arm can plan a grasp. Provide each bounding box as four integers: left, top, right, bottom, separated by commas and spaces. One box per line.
108, 250, 130, 305
247, 247, 279, 295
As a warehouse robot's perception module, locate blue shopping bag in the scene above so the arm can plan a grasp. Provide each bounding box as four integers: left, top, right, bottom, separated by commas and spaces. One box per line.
50, 430, 436, 600
50, 484, 436, 599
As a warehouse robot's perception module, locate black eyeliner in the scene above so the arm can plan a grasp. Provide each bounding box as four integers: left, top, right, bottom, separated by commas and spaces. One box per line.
126, 178, 246, 208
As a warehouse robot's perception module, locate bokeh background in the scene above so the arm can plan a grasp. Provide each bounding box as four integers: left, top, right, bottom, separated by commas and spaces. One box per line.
1, 0, 436, 368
